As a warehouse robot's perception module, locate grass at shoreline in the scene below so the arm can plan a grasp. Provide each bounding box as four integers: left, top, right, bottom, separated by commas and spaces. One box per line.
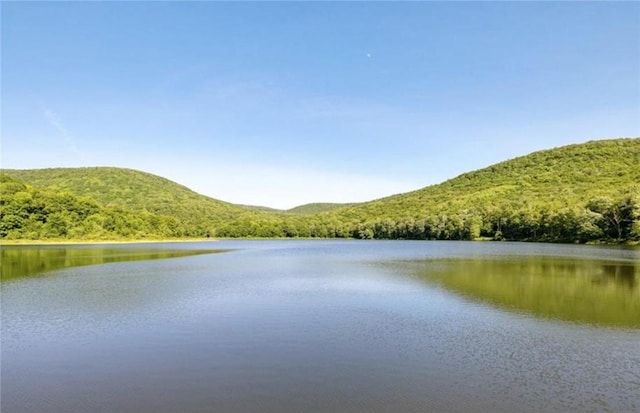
2, 238, 638, 247
0, 238, 219, 246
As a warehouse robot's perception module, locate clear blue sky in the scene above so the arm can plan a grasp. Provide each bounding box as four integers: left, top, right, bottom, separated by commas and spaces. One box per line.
2, 2, 639, 209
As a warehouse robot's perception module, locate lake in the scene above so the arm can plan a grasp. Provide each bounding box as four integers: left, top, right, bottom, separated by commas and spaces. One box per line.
1, 240, 639, 412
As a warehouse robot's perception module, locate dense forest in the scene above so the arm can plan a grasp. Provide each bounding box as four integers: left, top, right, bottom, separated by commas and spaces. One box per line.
2, 138, 639, 243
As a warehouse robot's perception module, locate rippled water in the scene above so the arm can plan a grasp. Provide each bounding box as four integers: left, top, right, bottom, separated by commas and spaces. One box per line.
2, 240, 639, 412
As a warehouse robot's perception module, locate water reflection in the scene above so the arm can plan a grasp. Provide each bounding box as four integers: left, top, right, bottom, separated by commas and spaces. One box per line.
1, 246, 225, 281
405, 257, 639, 328
599, 263, 636, 288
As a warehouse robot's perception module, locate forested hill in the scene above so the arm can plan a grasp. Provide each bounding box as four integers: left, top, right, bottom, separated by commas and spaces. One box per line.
1, 167, 275, 238
1, 138, 639, 243
314, 138, 640, 241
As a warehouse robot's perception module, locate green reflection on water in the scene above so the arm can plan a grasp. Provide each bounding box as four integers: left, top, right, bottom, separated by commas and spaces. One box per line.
1, 246, 225, 281
411, 257, 640, 328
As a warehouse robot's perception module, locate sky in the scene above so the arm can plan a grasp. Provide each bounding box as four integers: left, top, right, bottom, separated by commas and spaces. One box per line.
2, 2, 639, 209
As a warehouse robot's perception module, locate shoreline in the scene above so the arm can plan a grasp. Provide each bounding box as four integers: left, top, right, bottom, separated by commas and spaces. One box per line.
1, 238, 637, 247
0, 238, 219, 246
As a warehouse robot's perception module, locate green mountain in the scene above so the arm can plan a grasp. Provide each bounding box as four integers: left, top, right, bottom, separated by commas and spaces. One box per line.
1, 167, 275, 238
238, 202, 355, 215
1, 138, 639, 243
0, 173, 188, 239
313, 138, 640, 241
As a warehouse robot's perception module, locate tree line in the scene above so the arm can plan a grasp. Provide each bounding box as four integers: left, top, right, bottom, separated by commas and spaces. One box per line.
213, 192, 640, 243
2, 172, 639, 243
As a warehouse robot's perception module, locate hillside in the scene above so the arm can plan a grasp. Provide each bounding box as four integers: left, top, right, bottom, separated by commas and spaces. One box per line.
1, 138, 639, 243
0, 174, 188, 240
313, 138, 640, 241
1, 167, 276, 237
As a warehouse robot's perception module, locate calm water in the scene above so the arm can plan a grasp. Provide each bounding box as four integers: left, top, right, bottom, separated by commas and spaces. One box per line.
2, 240, 639, 413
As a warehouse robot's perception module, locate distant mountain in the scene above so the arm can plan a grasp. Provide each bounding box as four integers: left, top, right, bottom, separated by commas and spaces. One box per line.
1, 138, 639, 243
286, 203, 357, 215
237, 204, 283, 213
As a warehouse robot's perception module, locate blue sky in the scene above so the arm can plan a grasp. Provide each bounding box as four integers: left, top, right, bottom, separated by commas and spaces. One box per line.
2, 2, 639, 209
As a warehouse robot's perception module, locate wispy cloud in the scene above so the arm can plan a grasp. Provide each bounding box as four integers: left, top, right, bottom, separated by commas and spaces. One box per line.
42, 106, 81, 154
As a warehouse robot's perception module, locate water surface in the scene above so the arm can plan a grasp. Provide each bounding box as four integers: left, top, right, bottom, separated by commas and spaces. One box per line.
1, 245, 225, 281
401, 255, 639, 327
2, 240, 639, 413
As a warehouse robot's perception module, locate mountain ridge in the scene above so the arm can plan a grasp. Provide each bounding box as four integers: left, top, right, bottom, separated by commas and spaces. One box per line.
2, 137, 639, 242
